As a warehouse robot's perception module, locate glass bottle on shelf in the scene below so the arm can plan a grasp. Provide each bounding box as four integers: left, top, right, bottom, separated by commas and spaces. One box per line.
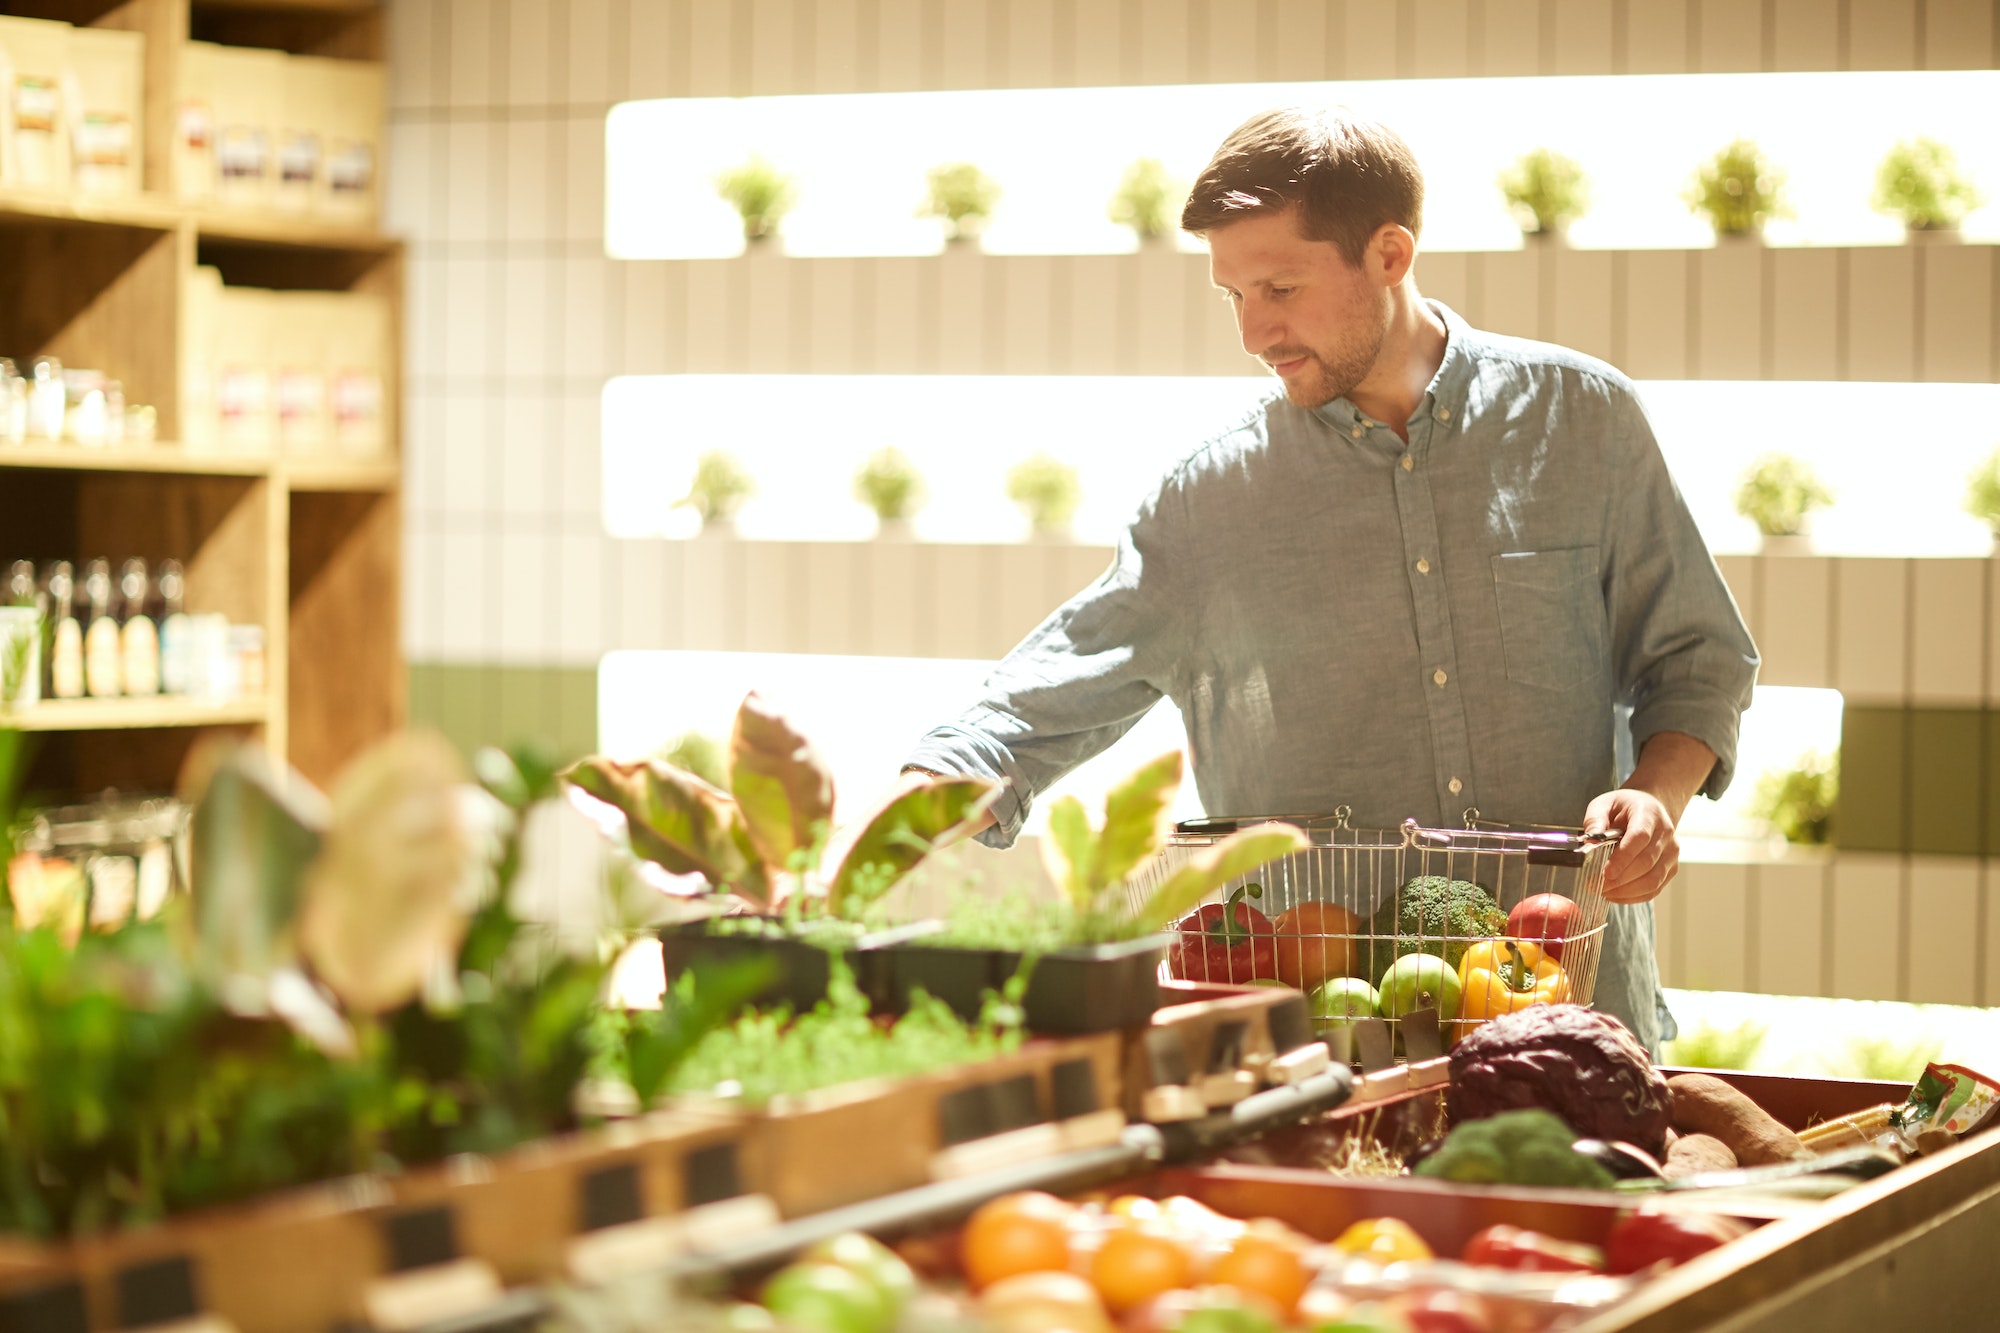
83, 558, 121, 698
0, 359, 24, 444
27, 356, 63, 442
119, 558, 159, 697
45, 561, 83, 700
157, 559, 190, 696
64, 370, 108, 447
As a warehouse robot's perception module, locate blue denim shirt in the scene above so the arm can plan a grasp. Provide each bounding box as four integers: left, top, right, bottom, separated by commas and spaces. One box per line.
908, 302, 1759, 1052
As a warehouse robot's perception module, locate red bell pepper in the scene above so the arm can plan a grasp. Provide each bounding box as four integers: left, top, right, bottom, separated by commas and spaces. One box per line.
1170, 883, 1277, 983
1460, 1225, 1604, 1274
1604, 1208, 1749, 1275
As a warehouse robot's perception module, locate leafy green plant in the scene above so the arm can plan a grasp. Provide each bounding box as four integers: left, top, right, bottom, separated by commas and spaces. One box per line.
1751, 751, 1837, 846
564, 693, 998, 915
1828, 1033, 1942, 1083
714, 155, 795, 243
0, 612, 33, 708
1873, 138, 1981, 232
1006, 453, 1082, 536
1497, 149, 1589, 237
661, 730, 728, 790
853, 447, 926, 524
1967, 450, 2000, 538
1734, 453, 1832, 537
675, 451, 755, 528
664, 957, 1021, 1106
1664, 1020, 1769, 1071
1685, 139, 1788, 238
920, 162, 1000, 242
1108, 158, 1182, 242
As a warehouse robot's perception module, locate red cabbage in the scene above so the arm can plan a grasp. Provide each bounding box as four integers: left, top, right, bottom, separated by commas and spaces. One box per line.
1448, 1007, 1674, 1157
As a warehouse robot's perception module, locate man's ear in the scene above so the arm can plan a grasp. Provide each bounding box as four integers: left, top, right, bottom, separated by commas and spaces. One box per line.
1371, 224, 1418, 286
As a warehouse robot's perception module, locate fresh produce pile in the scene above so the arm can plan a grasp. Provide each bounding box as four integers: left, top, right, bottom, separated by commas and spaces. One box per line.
1169, 873, 1586, 1045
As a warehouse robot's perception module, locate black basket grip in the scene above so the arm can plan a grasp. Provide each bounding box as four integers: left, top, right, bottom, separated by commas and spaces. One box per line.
384, 1205, 459, 1273
579, 1162, 644, 1233
1527, 847, 1587, 868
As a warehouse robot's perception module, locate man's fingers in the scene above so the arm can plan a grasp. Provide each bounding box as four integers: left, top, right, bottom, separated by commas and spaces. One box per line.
1606, 847, 1680, 904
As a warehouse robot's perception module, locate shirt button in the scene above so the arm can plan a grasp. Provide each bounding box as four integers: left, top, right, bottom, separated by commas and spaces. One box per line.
1400, 455, 1413, 471
1351, 425, 1364, 439
1448, 777, 1463, 794
1416, 558, 1431, 574
1433, 668, 1447, 686
1436, 406, 1452, 422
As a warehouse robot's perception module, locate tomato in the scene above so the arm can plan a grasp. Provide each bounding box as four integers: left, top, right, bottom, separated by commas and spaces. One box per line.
760, 1261, 889, 1333
1271, 900, 1361, 991
1089, 1225, 1194, 1313
1330, 1218, 1433, 1265
962, 1192, 1076, 1291
980, 1270, 1113, 1333
1206, 1231, 1311, 1316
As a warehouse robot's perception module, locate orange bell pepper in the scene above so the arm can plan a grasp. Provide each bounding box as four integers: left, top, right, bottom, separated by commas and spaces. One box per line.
1458, 938, 1570, 1023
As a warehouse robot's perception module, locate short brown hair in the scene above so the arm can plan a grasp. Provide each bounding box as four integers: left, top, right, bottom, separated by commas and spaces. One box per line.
1181, 105, 1425, 267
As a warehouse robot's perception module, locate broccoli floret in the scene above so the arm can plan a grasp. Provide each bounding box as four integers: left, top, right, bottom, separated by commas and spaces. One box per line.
1369, 875, 1506, 971
1414, 1108, 1617, 1190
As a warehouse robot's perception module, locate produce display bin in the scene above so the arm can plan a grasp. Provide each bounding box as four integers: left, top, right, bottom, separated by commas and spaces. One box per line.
655, 916, 938, 1012
877, 933, 1172, 1032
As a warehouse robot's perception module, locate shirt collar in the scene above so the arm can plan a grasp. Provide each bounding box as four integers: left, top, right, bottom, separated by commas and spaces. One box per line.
1309, 299, 1476, 435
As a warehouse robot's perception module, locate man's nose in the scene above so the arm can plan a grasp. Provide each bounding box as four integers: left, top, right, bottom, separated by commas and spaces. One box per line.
1237, 299, 1279, 358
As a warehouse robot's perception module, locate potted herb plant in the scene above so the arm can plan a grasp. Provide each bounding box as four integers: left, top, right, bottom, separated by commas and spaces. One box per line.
1874, 137, 1981, 243
854, 446, 926, 538
1006, 452, 1082, 540
881, 752, 1308, 1032
714, 154, 796, 246
1965, 449, 2000, 553
1686, 139, 1788, 242
1109, 157, 1183, 250
921, 162, 1001, 246
1750, 750, 1837, 846
676, 449, 755, 536
1498, 148, 1589, 244
1735, 452, 1831, 552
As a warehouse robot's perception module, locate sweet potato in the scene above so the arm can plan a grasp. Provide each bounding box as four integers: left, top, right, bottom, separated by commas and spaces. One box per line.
1668, 1073, 1810, 1166
1662, 1132, 1738, 1178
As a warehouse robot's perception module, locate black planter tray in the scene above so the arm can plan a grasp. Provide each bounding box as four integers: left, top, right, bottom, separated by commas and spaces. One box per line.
656, 915, 942, 1012
880, 933, 1174, 1033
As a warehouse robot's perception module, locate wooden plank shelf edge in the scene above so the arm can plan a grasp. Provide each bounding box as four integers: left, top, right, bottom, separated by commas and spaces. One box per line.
0, 445, 270, 476
3, 697, 269, 732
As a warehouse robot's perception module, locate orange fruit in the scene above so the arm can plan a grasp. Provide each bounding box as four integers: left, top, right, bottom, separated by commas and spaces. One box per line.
1207, 1232, 1311, 1315
961, 1192, 1075, 1291
1088, 1226, 1194, 1314
1271, 901, 1360, 991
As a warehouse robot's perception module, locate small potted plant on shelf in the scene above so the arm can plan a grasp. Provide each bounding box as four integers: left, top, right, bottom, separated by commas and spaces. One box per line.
714, 154, 796, 246
1498, 148, 1589, 245
1750, 750, 1837, 847
1735, 452, 1831, 552
1006, 452, 1081, 541
675, 449, 755, 536
1964, 449, 2000, 553
1873, 137, 1981, 243
1686, 139, 1788, 243
853, 446, 926, 538
1109, 157, 1183, 250
921, 162, 1001, 246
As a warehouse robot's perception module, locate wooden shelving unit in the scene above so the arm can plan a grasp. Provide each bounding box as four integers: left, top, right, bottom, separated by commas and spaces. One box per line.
0, 0, 400, 795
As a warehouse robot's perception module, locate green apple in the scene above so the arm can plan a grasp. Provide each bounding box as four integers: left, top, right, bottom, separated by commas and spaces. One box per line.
800, 1231, 916, 1320
1377, 953, 1462, 1022
1309, 977, 1379, 1030
761, 1261, 889, 1333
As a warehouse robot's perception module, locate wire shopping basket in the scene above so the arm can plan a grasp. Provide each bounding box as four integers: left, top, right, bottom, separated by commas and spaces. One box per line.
1125, 808, 1617, 1041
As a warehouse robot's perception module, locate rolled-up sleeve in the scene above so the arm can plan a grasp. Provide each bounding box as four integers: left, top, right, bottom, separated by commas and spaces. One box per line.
1602, 391, 1760, 799
904, 484, 1186, 846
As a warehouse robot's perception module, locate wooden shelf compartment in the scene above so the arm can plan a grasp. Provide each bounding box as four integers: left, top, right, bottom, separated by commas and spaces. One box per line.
5, 695, 268, 731
0, 442, 269, 475
188, 0, 381, 60
287, 487, 399, 787
282, 455, 397, 491
0, 190, 179, 233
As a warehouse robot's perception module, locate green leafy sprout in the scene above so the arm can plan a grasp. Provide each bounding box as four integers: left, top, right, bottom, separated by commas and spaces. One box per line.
1966, 449, 2000, 537
676, 450, 755, 526
1685, 139, 1789, 238
1665, 1019, 1769, 1072
1498, 148, 1589, 236
1006, 453, 1082, 536
714, 155, 796, 242
1751, 751, 1836, 846
1108, 158, 1183, 241
1734, 453, 1832, 537
853, 447, 926, 524
1873, 137, 1981, 231
920, 162, 1001, 241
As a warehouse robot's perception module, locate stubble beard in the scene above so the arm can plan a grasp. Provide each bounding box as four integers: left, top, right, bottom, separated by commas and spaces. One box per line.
1268, 296, 1392, 411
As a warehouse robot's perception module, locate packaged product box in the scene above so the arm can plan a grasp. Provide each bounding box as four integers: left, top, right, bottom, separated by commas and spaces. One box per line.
176, 39, 220, 204
315, 57, 384, 225
273, 292, 330, 453
214, 285, 275, 452
0, 16, 71, 192
210, 44, 285, 212
63, 25, 142, 197
327, 291, 389, 455
273, 54, 327, 214
182, 265, 224, 447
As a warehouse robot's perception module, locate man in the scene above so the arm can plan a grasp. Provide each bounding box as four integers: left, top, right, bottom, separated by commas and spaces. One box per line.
903, 106, 1757, 1054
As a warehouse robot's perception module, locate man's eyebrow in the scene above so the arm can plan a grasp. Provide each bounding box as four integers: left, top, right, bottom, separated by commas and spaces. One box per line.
1213, 272, 1303, 291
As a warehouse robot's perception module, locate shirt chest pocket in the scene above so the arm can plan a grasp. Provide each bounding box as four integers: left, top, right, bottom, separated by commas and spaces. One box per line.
1491, 547, 1605, 692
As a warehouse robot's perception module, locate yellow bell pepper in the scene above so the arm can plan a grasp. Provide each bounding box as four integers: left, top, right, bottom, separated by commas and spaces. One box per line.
1331, 1217, 1434, 1264
1458, 938, 1570, 1024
